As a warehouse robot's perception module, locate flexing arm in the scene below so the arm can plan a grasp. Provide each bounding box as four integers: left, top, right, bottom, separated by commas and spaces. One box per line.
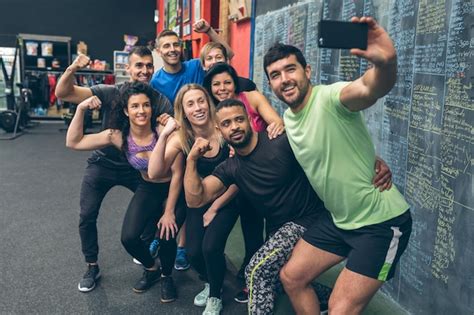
340, 17, 397, 111
56, 54, 93, 104
193, 19, 235, 60
148, 118, 181, 180
66, 96, 120, 150
246, 91, 285, 139
184, 137, 227, 208
158, 152, 184, 240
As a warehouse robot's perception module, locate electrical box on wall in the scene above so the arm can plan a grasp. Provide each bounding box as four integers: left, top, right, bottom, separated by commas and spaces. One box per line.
228, 0, 252, 22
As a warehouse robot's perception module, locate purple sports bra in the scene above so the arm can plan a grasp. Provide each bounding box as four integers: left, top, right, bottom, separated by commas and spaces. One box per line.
125, 133, 157, 171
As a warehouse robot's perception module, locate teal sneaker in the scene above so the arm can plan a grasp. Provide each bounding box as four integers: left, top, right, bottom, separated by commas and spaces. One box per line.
203, 297, 223, 315
174, 247, 190, 270
194, 283, 210, 307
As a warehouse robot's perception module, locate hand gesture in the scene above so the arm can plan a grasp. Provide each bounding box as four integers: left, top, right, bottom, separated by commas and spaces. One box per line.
157, 212, 178, 241
349, 17, 396, 67
373, 157, 392, 192
228, 144, 235, 158
203, 209, 217, 227
161, 117, 179, 137
266, 122, 285, 140
188, 137, 212, 161
193, 19, 211, 33
78, 95, 101, 111
70, 53, 91, 71
157, 113, 171, 126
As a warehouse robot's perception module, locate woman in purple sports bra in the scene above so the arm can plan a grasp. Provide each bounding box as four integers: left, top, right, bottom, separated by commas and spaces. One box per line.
203, 62, 285, 139
66, 82, 183, 302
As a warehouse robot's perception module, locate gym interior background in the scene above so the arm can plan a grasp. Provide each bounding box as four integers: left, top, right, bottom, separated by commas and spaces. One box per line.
0, 0, 472, 314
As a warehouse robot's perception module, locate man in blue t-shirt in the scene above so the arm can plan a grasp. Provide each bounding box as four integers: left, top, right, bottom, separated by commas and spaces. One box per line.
151, 19, 234, 104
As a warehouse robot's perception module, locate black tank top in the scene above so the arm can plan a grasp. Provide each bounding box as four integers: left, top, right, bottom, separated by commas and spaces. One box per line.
196, 144, 230, 178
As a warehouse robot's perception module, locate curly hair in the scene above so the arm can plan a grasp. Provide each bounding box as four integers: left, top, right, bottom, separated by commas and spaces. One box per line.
111, 81, 159, 153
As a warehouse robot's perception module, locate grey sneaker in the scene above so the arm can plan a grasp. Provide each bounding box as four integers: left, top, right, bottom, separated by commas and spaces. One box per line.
203, 297, 223, 315
194, 283, 210, 307
78, 264, 101, 292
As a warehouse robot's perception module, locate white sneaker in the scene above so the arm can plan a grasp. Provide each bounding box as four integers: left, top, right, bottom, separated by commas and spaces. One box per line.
194, 283, 210, 307
133, 258, 142, 265
203, 297, 222, 315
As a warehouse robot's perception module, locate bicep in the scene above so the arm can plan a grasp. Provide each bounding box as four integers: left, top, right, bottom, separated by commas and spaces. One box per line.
74, 129, 119, 151
202, 175, 227, 201
170, 151, 184, 176
164, 135, 183, 167
340, 79, 374, 111
62, 86, 93, 104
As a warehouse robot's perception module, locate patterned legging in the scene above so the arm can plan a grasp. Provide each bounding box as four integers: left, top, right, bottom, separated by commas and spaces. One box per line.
245, 222, 304, 314
245, 221, 332, 314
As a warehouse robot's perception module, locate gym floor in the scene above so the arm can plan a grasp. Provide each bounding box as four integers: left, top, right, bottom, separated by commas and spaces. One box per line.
0, 122, 246, 314
0, 122, 408, 314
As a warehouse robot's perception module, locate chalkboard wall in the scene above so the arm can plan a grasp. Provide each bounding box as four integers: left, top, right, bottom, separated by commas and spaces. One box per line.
252, 0, 473, 314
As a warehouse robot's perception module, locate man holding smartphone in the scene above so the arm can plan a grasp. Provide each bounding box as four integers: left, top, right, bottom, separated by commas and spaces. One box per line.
263, 17, 412, 314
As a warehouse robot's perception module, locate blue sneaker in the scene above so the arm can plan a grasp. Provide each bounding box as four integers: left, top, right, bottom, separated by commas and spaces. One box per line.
149, 239, 160, 258
174, 247, 190, 270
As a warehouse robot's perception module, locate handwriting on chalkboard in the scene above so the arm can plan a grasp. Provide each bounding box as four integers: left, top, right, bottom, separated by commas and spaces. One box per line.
253, 0, 473, 313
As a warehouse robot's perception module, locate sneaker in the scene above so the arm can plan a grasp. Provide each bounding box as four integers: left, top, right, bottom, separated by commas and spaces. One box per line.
149, 239, 160, 258
160, 276, 177, 303
320, 303, 329, 315
194, 283, 210, 307
133, 268, 161, 293
233, 287, 248, 303
312, 282, 331, 315
78, 264, 101, 293
174, 247, 190, 271
133, 258, 142, 265
203, 297, 223, 315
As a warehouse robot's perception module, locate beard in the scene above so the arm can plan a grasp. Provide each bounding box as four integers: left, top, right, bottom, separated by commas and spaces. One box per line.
226, 128, 252, 149
276, 80, 310, 109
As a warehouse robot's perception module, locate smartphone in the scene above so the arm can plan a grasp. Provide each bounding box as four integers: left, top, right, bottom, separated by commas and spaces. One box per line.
317, 20, 368, 50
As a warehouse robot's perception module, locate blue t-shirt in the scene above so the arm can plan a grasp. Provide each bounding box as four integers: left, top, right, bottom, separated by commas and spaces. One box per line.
150, 58, 205, 104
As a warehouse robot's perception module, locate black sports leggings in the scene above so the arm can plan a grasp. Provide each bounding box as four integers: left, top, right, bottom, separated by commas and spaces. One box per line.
186, 201, 240, 297
121, 179, 186, 275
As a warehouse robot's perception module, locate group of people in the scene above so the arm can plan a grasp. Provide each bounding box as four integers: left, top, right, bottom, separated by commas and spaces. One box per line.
60, 16, 411, 315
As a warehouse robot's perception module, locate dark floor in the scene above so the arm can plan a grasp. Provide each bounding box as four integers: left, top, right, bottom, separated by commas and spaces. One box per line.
0, 122, 247, 314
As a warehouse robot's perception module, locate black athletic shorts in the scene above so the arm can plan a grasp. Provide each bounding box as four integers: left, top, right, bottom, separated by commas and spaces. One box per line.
303, 209, 412, 281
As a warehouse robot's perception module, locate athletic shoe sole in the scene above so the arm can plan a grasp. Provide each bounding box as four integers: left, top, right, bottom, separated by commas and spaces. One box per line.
174, 264, 190, 271
78, 272, 101, 293
233, 297, 248, 304
160, 297, 176, 303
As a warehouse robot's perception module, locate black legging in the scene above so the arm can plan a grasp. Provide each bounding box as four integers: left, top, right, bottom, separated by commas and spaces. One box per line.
121, 179, 186, 275
238, 196, 265, 272
186, 201, 240, 297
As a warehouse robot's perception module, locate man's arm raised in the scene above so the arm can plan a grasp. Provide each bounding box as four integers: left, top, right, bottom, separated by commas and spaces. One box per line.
193, 19, 235, 60
340, 17, 397, 112
56, 54, 93, 104
184, 137, 227, 208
